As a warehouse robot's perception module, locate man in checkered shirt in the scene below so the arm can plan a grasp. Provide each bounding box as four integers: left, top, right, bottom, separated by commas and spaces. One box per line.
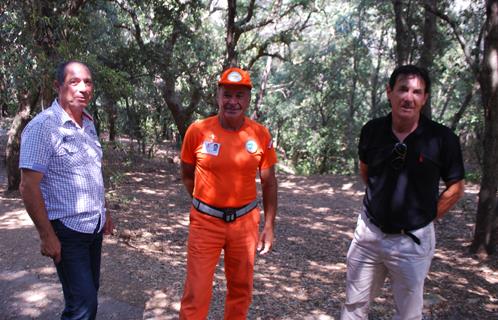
19, 61, 113, 320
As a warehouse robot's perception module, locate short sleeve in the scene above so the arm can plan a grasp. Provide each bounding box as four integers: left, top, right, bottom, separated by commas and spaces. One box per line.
259, 127, 277, 169
19, 120, 54, 173
441, 130, 465, 182
180, 124, 198, 165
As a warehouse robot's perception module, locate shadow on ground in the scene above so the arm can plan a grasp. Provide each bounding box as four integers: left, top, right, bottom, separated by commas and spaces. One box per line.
0, 136, 496, 319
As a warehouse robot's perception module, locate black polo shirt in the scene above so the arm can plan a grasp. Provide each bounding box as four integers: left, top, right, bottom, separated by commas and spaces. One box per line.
358, 113, 465, 231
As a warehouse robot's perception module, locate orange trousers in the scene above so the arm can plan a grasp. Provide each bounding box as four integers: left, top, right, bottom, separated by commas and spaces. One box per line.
179, 206, 260, 320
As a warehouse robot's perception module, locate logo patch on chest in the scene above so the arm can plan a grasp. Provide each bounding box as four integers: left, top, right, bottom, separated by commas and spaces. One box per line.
201, 141, 220, 156
245, 140, 258, 154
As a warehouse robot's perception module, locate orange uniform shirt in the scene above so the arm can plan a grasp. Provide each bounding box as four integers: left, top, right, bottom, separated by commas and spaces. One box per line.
181, 116, 277, 208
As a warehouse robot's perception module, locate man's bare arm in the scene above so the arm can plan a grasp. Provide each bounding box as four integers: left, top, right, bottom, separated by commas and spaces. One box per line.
359, 160, 368, 185
19, 169, 61, 263
437, 180, 465, 219
258, 165, 278, 254
181, 161, 195, 197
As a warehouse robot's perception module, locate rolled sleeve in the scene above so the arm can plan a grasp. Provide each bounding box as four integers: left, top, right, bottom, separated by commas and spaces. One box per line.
19, 121, 54, 174
441, 132, 465, 182
259, 127, 277, 170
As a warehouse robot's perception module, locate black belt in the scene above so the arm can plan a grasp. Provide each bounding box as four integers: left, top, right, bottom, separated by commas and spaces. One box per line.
192, 198, 258, 222
365, 213, 421, 245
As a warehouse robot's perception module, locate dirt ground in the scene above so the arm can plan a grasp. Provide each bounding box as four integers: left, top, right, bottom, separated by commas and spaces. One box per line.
1, 121, 497, 319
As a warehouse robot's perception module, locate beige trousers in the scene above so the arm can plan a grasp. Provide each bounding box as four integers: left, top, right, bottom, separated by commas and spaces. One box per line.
341, 211, 435, 320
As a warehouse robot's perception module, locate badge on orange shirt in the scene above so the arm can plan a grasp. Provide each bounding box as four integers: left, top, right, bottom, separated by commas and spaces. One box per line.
201, 141, 220, 156
246, 140, 258, 154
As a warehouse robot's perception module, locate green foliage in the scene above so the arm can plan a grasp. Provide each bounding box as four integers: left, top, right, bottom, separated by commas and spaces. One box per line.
0, 0, 486, 175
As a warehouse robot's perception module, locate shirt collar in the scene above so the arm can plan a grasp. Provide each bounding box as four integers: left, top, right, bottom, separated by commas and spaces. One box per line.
412, 113, 428, 136
385, 112, 428, 139
52, 99, 94, 127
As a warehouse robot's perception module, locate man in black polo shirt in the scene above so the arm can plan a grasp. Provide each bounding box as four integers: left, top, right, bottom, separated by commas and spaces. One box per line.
341, 65, 465, 320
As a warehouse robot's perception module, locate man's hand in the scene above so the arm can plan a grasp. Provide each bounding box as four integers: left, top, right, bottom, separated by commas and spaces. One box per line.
40, 231, 61, 264
257, 225, 275, 255
103, 213, 114, 235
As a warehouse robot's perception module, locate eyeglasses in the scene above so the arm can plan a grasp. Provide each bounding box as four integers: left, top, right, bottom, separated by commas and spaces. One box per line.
391, 142, 407, 170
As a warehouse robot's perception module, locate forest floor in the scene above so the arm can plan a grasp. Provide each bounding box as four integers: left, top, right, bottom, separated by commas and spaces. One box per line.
0, 117, 497, 319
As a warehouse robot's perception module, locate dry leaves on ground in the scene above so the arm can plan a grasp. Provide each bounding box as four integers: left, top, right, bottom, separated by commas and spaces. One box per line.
98, 142, 497, 319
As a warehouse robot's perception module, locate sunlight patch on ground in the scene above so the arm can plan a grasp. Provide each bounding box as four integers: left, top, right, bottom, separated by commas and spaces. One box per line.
308, 311, 334, 320
290, 270, 302, 278
463, 183, 480, 194
286, 236, 305, 244
279, 181, 297, 189
103, 237, 119, 245
308, 261, 347, 271
484, 303, 498, 313
13, 282, 61, 317
304, 222, 329, 231
310, 183, 335, 192
311, 207, 332, 213
37, 266, 56, 275
139, 187, 158, 195
431, 250, 498, 300
467, 286, 497, 299
341, 190, 365, 197
324, 213, 359, 222
262, 282, 276, 289
341, 182, 354, 190
0, 270, 29, 281
480, 266, 498, 284
25, 291, 46, 302
0, 209, 33, 229
143, 287, 182, 319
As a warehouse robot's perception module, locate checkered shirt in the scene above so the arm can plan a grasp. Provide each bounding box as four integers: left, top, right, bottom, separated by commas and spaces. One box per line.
19, 99, 106, 233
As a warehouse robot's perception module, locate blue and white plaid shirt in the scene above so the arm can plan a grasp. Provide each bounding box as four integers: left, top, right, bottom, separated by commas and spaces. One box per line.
19, 99, 106, 233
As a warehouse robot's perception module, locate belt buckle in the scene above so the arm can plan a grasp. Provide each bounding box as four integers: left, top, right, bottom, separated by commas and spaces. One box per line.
223, 208, 237, 223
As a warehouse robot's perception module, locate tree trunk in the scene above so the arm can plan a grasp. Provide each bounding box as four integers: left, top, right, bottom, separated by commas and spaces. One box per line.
348, 53, 359, 173
158, 80, 194, 140
252, 56, 272, 120
470, 0, 498, 255
0, 72, 7, 118
225, 0, 239, 68
449, 81, 479, 131
392, 0, 411, 65
103, 95, 118, 142
370, 28, 386, 119
5, 90, 39, 190
420, 0, 437, 119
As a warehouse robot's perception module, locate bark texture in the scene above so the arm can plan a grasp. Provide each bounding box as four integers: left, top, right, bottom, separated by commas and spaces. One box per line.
471, 0, 498, 255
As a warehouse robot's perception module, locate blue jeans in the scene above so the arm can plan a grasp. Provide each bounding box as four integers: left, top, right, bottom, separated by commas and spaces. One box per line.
51, 219, 103, 320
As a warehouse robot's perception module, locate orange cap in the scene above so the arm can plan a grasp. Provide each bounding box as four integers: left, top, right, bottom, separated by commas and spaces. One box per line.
218, 67, 252, 89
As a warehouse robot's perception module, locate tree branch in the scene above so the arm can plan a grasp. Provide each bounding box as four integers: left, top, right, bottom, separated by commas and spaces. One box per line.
425, 4, 475, 69
449, 81, 479, 131
240, 1, 304, 33
114, 0, 145, 50
238, 0, 256, 25
65, 0, 89, 16
247, 52, 284, 70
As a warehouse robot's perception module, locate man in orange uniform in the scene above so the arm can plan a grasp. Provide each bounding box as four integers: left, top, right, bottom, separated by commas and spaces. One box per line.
179, 67, 278, 319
